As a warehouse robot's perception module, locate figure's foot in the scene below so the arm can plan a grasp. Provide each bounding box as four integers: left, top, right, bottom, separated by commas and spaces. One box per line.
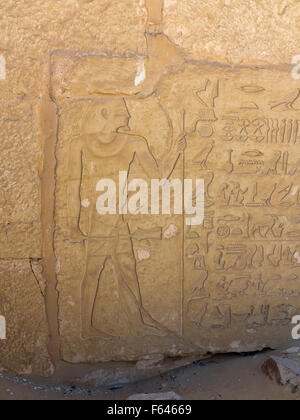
81, 326, 119, 341
139, 308, 181, 339
140, 308, 164, 329
190, 288, 211, 299
146, 22, 163, 35
134, 324, 169, 338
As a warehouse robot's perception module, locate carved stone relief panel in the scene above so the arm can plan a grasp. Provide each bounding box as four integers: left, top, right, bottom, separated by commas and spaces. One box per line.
52, 53, 300, 362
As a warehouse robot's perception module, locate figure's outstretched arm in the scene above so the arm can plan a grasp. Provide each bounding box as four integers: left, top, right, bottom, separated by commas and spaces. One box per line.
160, 135, 186, 179
135, 137, 160, 179
135, 135, 186, 180
158, 106, 187, 179
135, 105, 187, 179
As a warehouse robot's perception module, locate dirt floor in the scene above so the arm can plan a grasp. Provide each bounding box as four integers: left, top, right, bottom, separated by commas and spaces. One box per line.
1, 345, 300, 400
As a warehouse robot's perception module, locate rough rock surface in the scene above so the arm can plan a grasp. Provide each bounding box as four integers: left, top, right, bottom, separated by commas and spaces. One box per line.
163, 0, 300, 64
0, 260, 53, 376
1, 0, 300, 376
0, 0, 148, 376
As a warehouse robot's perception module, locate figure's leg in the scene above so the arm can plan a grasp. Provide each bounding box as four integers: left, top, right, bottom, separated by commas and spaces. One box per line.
81, 250, 118, 340
114, 234, 173, 337
145, 0, 164, 34
146, 0, 163, 23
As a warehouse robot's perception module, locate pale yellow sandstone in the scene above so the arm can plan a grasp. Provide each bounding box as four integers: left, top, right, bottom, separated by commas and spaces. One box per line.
1, 0, 300, 377
163, 0, 300, 64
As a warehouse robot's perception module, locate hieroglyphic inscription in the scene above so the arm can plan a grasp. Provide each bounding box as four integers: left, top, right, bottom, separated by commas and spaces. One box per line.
182, 68, 300, 345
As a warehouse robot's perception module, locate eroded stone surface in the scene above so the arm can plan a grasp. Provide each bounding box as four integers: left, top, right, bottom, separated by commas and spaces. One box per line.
2, 0, 300, 376
163, 0, 300, 64
0, 0, 148, 375
0, 260, 53, 376
0, 99, 43, 259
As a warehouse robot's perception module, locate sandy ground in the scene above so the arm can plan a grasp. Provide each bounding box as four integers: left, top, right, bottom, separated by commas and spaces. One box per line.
0, 347, 299, 400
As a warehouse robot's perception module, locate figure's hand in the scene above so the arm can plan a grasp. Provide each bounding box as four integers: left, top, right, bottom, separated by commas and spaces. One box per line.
176, 136, 187, 153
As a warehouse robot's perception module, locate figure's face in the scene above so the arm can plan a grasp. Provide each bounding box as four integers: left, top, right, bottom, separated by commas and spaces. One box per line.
84, 101, 130, 139
110, 102, 130, 131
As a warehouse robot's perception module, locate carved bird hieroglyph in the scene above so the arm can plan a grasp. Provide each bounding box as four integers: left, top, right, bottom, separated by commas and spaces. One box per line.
192, 140, 215, 169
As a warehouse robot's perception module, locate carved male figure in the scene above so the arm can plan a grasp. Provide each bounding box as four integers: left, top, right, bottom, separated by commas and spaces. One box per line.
69, 98, 185, 339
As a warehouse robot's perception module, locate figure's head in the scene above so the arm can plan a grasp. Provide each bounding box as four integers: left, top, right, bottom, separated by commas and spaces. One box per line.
82, 99, 130, 140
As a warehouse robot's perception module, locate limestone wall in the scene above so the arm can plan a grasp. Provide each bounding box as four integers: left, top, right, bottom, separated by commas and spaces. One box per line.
1, 0, 300, 376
